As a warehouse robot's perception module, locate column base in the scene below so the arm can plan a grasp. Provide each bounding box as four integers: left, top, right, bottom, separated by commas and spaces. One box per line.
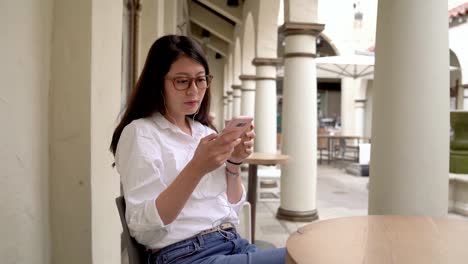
276, 207, 318, 222
345, 163, 369, 177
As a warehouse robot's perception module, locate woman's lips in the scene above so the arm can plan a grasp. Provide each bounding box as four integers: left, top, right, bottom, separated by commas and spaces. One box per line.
184, 101, 198, 107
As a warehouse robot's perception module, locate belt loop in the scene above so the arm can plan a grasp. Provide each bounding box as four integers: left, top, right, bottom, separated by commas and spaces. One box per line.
196, 233, 204, 249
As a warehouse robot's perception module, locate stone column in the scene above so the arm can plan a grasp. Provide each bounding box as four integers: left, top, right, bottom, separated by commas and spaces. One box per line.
240, 75, 257, 118
232, 85, 242, 117
226, 90, 233, 120
277, 22, 324, 221
464, 85, 468, 110
354, 99, 366, 137
223, 95, 228, 124
369, 0, 449, 216
253, 58, 281, 153
341, 77, 357, 135
354, 79, 367, 137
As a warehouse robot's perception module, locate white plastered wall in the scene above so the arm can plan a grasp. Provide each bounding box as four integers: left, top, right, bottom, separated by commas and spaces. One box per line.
164, 0, 178, 35
318, 0, 377, 54
49, 0, 121, 263
449, 22, 468, 110
0, 1, 53, 263
449, 25, 468, 84
139, 0, 165, 73
207, 50, 226, 130
284, 0, 318, 23
450, 49, 463, 109
255, 0, 280, 58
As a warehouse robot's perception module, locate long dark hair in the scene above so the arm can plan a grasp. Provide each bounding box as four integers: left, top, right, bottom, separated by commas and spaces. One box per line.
110, 35, 215, 156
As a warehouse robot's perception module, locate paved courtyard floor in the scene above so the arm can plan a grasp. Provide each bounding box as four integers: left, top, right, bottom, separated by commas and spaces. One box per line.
253, 164, 468, 248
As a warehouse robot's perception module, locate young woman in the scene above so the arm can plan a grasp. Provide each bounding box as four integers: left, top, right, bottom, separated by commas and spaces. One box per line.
110, 35, 285, 264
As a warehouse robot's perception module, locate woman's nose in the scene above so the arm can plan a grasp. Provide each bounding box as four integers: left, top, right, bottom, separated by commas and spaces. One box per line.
186, 80, 198, 94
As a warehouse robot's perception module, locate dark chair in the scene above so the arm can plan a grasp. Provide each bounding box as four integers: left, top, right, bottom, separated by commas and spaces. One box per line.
317, 127, 329, 164
116, 196, 150, 264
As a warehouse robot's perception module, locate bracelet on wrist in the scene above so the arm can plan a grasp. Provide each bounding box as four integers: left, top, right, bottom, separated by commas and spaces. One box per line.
226, 159, 242, 166
225, 166, 240, 177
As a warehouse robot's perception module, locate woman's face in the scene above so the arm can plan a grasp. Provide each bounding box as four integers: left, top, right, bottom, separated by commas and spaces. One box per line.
163, 56, 208, 119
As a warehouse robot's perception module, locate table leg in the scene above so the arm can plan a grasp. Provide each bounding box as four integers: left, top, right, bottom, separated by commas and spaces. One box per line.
247, 164, 258, 242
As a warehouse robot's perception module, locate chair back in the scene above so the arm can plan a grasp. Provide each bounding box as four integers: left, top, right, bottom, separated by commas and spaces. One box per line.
317, 127, 329, 150
116, 196, 149, 264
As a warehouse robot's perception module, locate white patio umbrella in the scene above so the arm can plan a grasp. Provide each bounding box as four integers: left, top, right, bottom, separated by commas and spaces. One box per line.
315, 53, 375, 79
315, 51, 459, 79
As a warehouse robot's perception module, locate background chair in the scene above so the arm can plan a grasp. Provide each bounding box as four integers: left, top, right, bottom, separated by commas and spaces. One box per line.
116, 196, 149, 264
237, 201, 252, 243
317, 127, 330, 164
256, 166, 281, 202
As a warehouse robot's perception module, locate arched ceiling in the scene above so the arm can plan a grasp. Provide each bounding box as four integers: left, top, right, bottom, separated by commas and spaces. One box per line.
188, 0, 244, 57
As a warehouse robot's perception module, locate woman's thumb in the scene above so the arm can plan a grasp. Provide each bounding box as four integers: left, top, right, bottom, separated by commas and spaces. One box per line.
201, 133, 218, 143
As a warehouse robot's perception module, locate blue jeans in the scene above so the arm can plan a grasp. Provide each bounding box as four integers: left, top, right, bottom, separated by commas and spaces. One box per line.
149, 228, 285, 264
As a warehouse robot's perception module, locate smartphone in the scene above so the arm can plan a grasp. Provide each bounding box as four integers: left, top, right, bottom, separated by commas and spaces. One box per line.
221, 116, 253, 139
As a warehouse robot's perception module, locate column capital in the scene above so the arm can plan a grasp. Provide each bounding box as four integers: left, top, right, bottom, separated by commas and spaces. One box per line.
241, 88, 256, 92
125, 0, 142, 12
256, 76, 278, 81
252, 57, 283, 67
279, 22, 325, 37
239, 74, 257, 81
231, 84, 242, 90
355, 99, 367, 108
283, 53, 317, 59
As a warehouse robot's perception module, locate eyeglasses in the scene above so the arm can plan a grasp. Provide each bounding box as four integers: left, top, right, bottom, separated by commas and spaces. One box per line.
165, 75, 213, 91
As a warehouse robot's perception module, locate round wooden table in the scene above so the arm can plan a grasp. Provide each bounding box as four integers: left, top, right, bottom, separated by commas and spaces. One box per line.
286, 215, 468, 264
244, 152, 289, 242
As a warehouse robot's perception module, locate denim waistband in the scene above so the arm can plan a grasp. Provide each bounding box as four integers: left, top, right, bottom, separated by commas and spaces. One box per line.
152, 226, 238, 256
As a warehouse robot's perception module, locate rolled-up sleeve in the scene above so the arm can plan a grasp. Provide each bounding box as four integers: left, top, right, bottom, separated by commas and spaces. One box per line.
115, 123, 170, 245
227, 183, 247, 217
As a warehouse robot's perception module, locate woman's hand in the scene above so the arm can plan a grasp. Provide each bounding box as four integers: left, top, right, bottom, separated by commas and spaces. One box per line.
190, 131, 242, 176
229, 125, 255, 163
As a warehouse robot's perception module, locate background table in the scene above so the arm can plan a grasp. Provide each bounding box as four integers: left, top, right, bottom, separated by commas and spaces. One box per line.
318, 135, 370, 163
286, 215, 468, 264
244, 152, 289, 242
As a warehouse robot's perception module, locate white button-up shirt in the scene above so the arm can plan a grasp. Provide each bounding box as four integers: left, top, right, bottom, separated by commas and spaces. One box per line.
115, 113, 246, 249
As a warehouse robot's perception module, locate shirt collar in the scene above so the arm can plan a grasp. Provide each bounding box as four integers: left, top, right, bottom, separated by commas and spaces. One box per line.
152, 112, 204, 138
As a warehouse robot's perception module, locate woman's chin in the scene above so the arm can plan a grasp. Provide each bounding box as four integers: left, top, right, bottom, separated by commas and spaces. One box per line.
185, 106, 200, 115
